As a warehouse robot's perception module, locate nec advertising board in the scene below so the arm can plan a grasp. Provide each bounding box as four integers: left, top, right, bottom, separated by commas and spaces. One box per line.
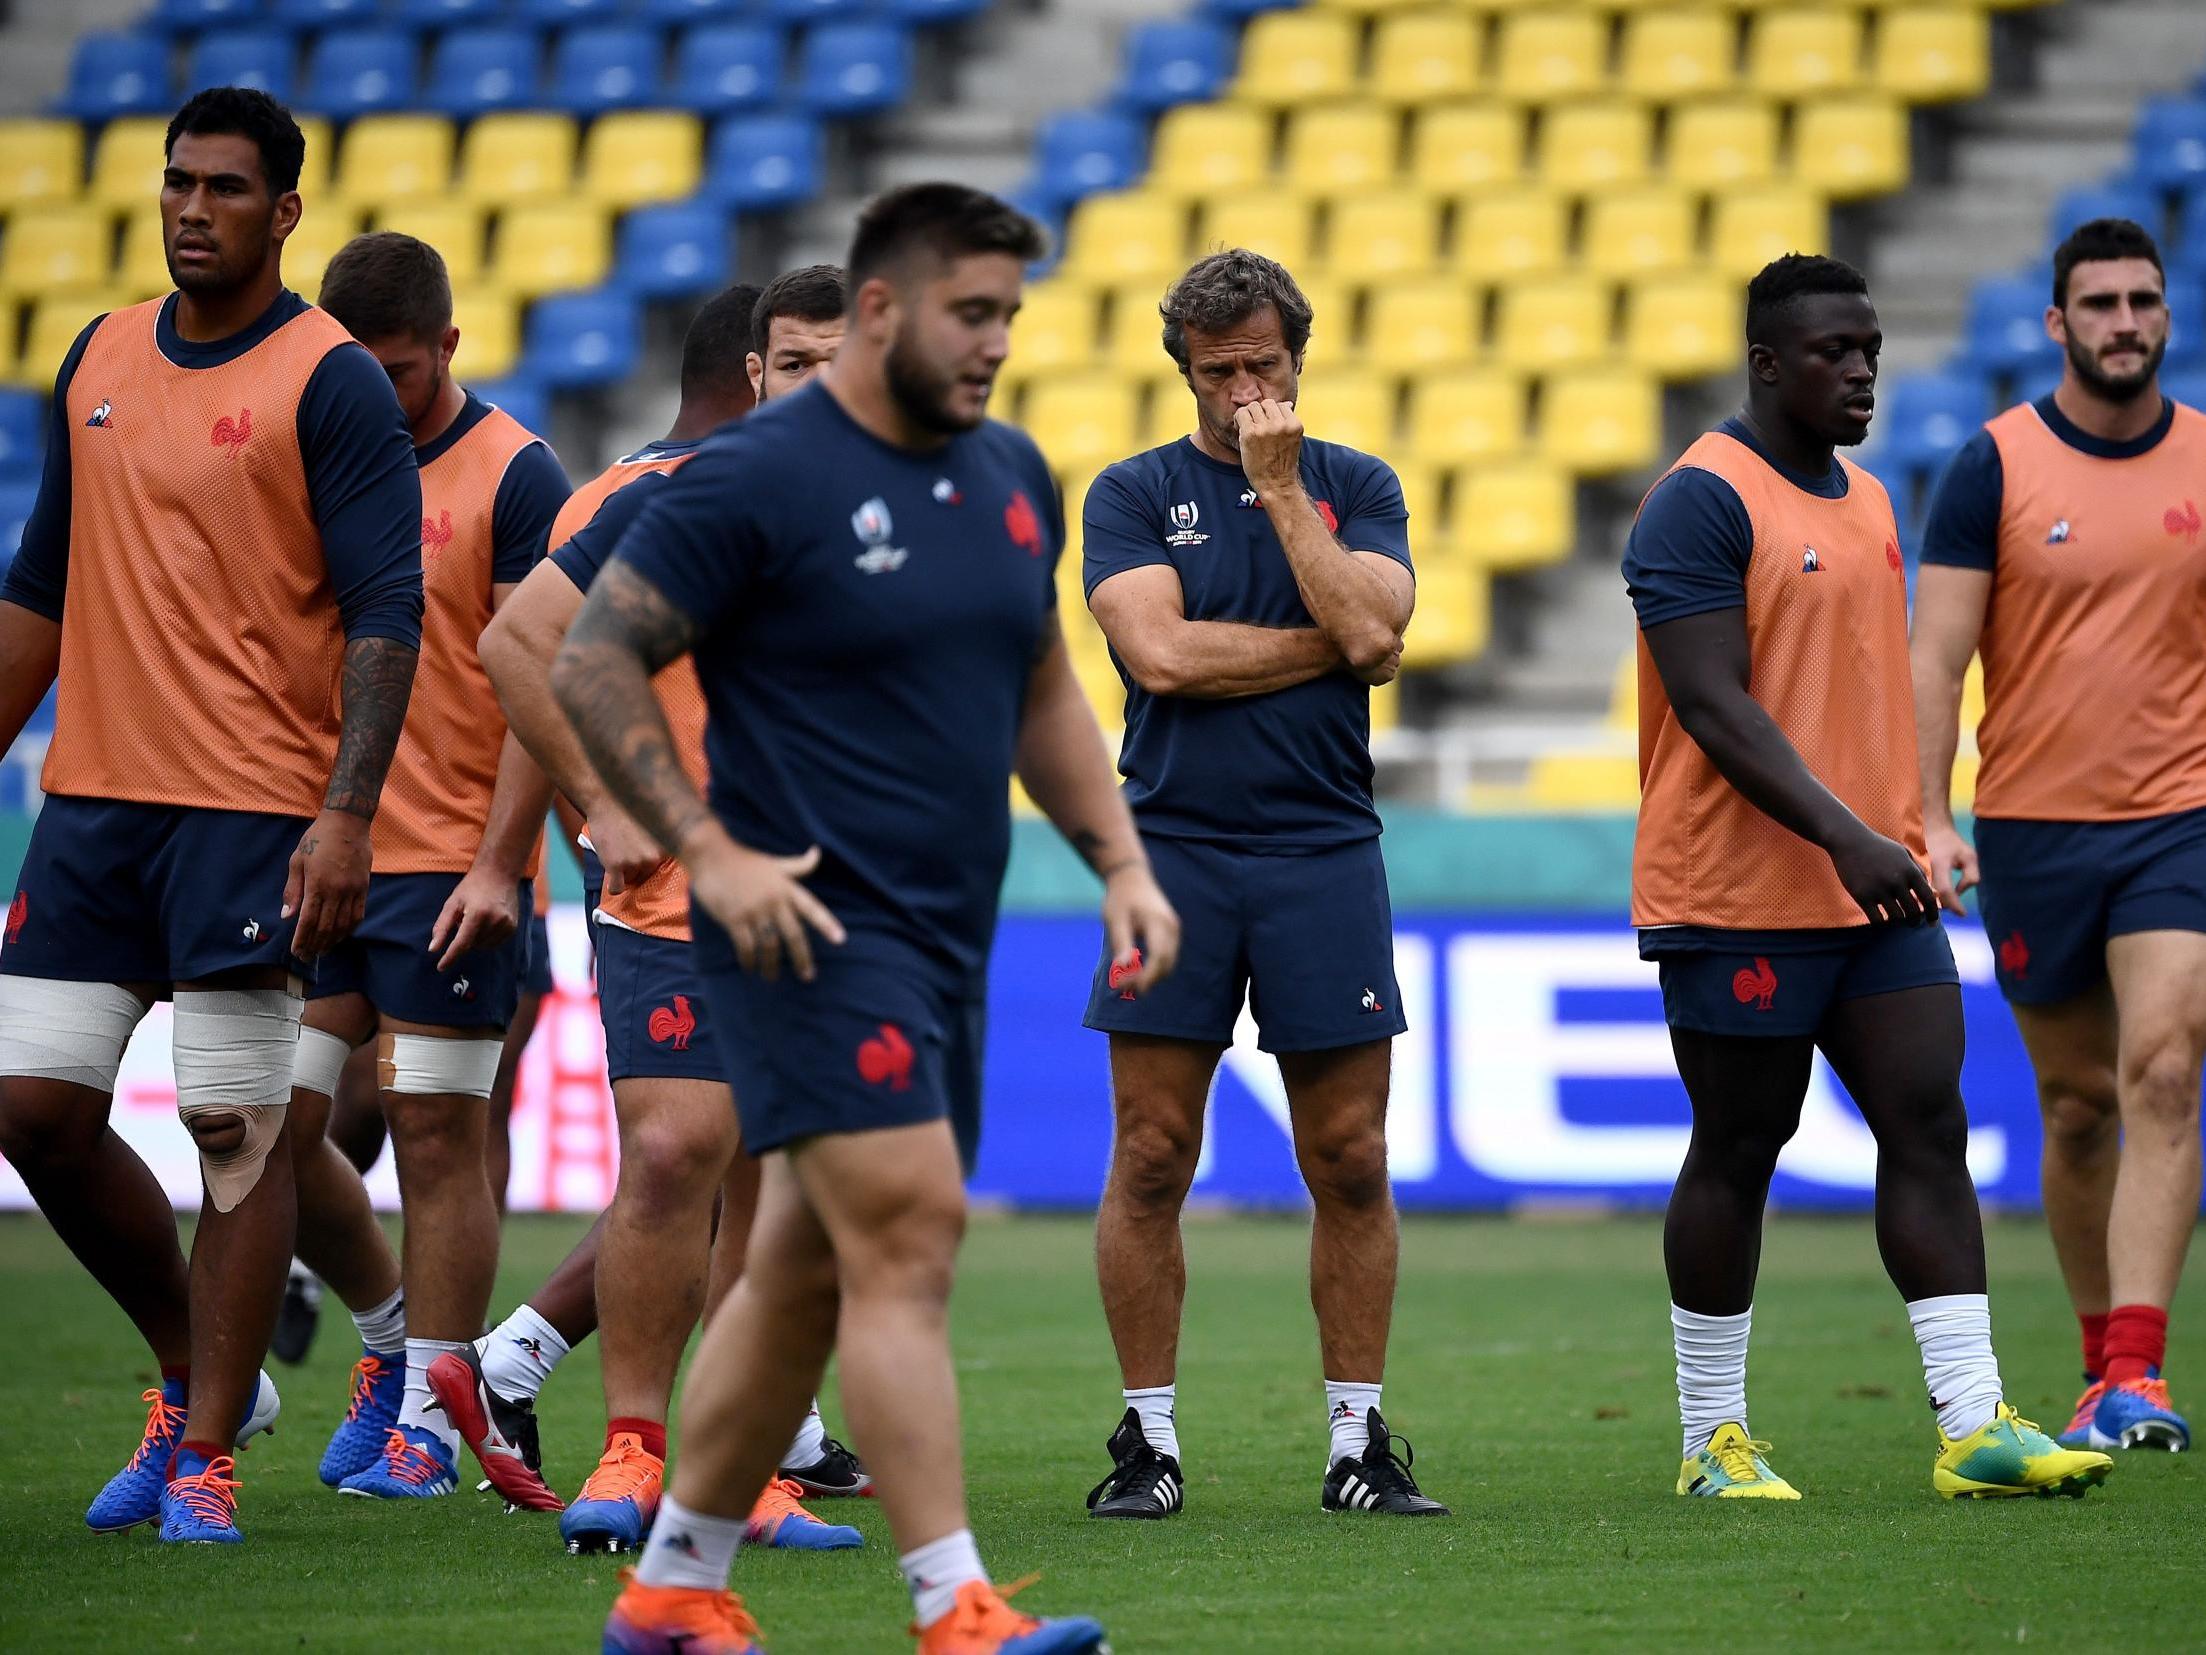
0, 911, 2049, 1214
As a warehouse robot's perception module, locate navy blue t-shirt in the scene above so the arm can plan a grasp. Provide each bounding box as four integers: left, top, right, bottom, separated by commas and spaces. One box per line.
606, 383, 1062, 982
548, 440, 703, 593
1, 290, 422, 644
1082, 436, 1412, 847
1918, 393, 2180, 571
1622, 415, 1849, 627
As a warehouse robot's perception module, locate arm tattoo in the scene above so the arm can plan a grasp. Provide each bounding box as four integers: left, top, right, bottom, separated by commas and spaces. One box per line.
550, 562, 709, 855
324, 635, 418, 818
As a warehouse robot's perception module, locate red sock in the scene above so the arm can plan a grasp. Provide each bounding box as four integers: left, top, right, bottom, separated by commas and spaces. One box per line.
160, 1364, 190, 1391
170, 1439, 224, 1478
2103, 1304, 2169, 1386
2079, 1312, 2109, 1380
608, 1417, 667, 1461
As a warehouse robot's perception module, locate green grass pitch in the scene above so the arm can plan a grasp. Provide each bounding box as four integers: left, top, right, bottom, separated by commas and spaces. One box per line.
4, 1210, 2202, 1652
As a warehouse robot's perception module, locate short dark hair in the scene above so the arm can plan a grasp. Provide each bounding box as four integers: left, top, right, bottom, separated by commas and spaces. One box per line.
1744, 253, 1870, 345
2052, 217, 2164, 307
751, 264, 846, 352
166, 86, 305, 196
318, 231, 453, 344
845, 182, 1047, 288
1159, 249, 1313, 372
680, 281, 763, 400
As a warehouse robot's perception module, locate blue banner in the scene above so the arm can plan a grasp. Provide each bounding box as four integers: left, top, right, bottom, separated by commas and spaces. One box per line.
972, 913, 2044, 1211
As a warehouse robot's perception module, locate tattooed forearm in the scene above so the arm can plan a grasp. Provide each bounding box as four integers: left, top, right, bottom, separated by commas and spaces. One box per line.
549, 562, 710, 857
324, 635, 418, 818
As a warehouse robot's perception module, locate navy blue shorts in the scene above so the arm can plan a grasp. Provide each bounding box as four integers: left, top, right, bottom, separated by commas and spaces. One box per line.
1976, 808, 2206, 1005
693, 918, 981, 1159
2, 796, 306, 984
308, 873, 530, 1030
595, 923, 724, 1085
1083, 835, 1406, 1054
523, 913, 553, 996
1644, 922, 1959, 1037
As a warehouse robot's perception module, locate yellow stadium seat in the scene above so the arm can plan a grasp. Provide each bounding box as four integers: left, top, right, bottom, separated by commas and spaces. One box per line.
1580, 188, 1698, 280
1139, 383, 1193, 451
0, 207, 113, 302
1406, 368, 1527, 467
1455, 188, 1569, 281
1793, 96, 1909, 200
1325, 192, 1439, 283
1624, 271, 1738, 377
1539, 366, 1662, 475
1493, 12, 1607, 104
1061, 192, 1187, 285
1493, 275, 1612, 371
1148, 104, 1272, 198
1400, 559, 1488, 670
1369, 676, 1398, 733
1665, 100, 1779, 191
18, 288, 135, 389
490, 203, 611, 299
1449, 460, 1575, 571
1295, 370, 1396, 455
1874, 8, 1990, 104
1292, 274, 1351, 369
1281, 105, 1400, 199
1233, 11, 1359, 106
1101, 276, 1184, 385
1023, 373, 1140, 471
1524, 751, 1638, 809
450, 288, 519, 380
115, 211, 170, 300
337, 115, 455, 210
458, 114, 577, 207
1369, 11, 1482, 105
1710, 186, 1828, 280
1311, 0, 1431, 13
1197, 193, 1316, 268
375, 201, 487, 286
87, 117, 168, 212
1541, 103, 1653, 194
298, 117, 334, 202
1361, 278, 1479, 375
0, 121, 85, 212
284, 205, 363, 301
1619, 9, 1736, 101
1392, 459, 1443, 546
1746, 10, 1862, 98
579, 112, 702, 210
0, 300, 17, 384
1409, 103, 1525, 193
999, 280, 1098, 388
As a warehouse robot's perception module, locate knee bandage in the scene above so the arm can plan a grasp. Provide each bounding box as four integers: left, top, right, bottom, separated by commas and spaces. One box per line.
0, 976, 149, 1093
379, 1032, 502, 1100
173, 987, 301, 1213
292, 1026, 354, 1100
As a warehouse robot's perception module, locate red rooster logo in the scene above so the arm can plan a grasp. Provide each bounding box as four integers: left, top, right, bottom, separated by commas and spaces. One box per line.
5, 891, 24, 946
210, 408, 252, 453
420, 509, 454, 561
856, 1023, 914, 1091
1997, 931, 2030, 979
1730, 957, 1778, 1011
647, 995, 696, 1050
2165, 500, 2202, 541
1004, 490, 1043, 557
1313, 499, 1338, 534
1108, 949, 1144, 1002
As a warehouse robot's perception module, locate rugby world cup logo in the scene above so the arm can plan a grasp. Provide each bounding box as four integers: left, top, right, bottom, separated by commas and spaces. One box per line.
1170, 501, 1199, 532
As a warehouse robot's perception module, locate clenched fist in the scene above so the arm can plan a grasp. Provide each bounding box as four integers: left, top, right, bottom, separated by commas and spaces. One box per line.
1234, 398, 1304, 496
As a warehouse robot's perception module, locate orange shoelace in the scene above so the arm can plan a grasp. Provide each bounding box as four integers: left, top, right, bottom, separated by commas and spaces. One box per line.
748, 1476, 824, 1535
914, 1575, 1046, 1645
2123, 1376, 2175, 1410
126, 1388, 187, 1472
169, 1455, 240, 1529
343, 1353, 393, 1424
376, 1429, 448, 1487
578, 1436, 663, 1505
614, 1567, 760, 1640
2063, 1380, 2107, 1434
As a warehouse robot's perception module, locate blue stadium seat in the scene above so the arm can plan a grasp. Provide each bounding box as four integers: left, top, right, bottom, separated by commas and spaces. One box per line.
513, 0, 621, 26
2136, 99, 2206, 195
2171, 191, 2206, 280
147, 0, 265, 36
1964, 273, 2059, 375
1115, 19, 1233, 113
756, 0, 866, 21
425, 27, 541, 118
549, 23, 665, 115
524, 291, 642, 388
1198, 0, 1299, 16
672, 23, 781, 114
0, 394, 42, 484
2006, 359, 2064, 407
270, 0, 378, 33
473, 376, 552, 435
1032, 110, 1146, 205
877, 0, 992, 21
301, 29, 419, 118
2163, 367, 2206, 410
57, 33, 172, 121
797, 22, 912, 118
187, 30, 296, 99
613, 200, 731, 298
391, 0, 503, 30
2049, 180, 2164, 241
0, 481, 36, 556
638, 0, 743, 25
23, 687, 58, 735
2164, 275, 2206, 367
705, 113, 822, 209
1877, 372, 1989, 477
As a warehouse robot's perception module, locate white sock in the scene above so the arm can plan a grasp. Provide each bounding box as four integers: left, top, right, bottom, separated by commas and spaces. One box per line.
350, 1286, 406, 1356
1672, 1303, 1752, 1459
481, 1304, 570, 1403
1123, 1384, 1179, 1462
900, 1528, 986, 1631
1325, 1380, 1381, 1466
782, 1401, 828, 1469
399, 1337, 466, 1454
1908, 1293, 2002, 1440
634, 1492, 744, 1589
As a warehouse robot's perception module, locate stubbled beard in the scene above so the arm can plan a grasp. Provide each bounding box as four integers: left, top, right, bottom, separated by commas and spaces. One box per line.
886, 333, 980, 434
2066, 332, 2165, 403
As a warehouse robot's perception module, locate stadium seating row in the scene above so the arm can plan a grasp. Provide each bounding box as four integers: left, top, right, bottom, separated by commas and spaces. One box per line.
136, 0, 981, 30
